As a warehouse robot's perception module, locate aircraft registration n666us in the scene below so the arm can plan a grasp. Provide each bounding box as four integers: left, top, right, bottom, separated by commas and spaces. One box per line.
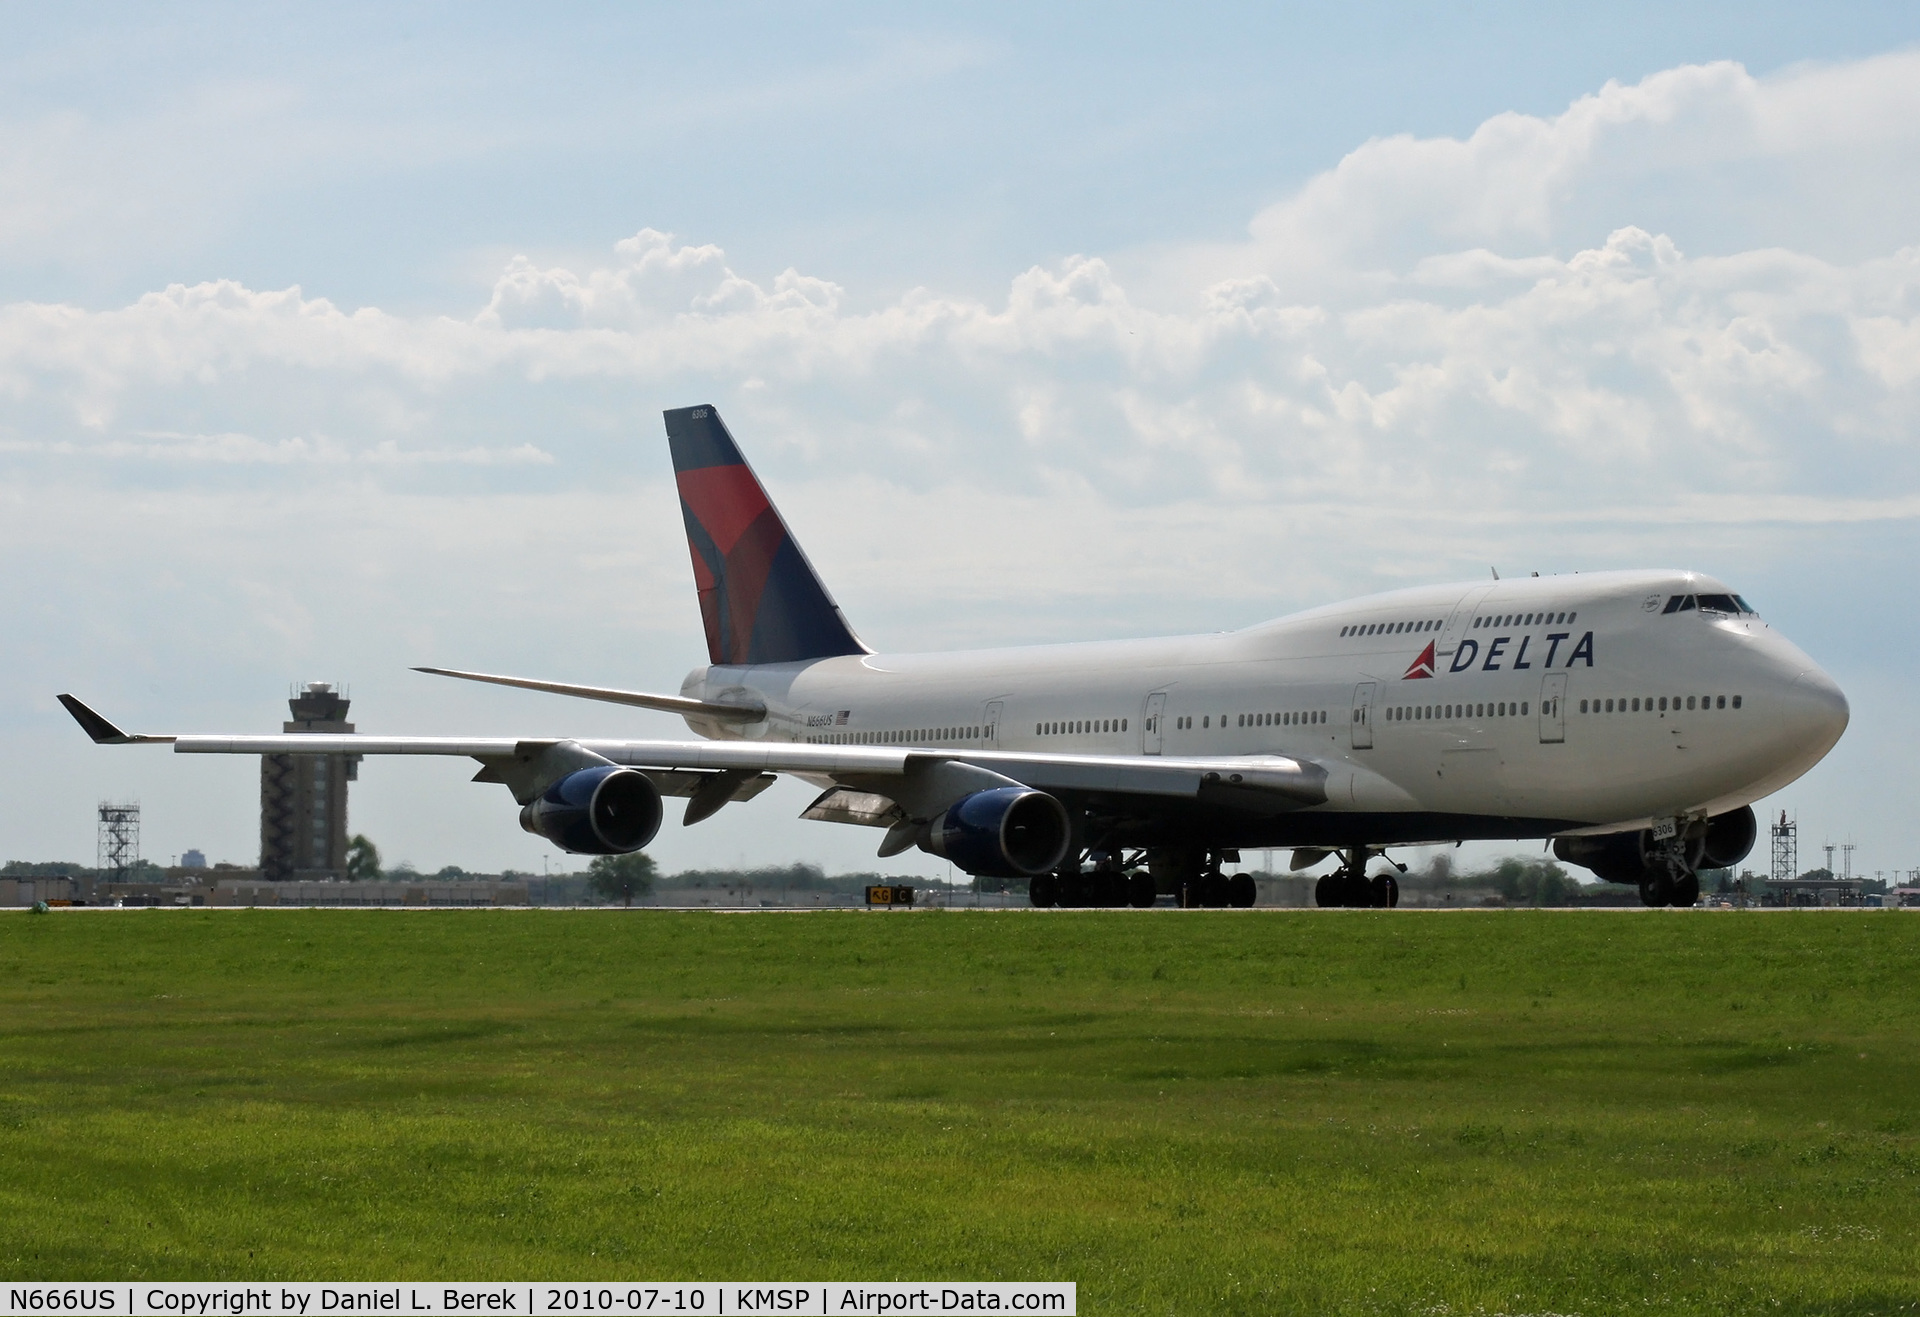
61, 406, 1849, 909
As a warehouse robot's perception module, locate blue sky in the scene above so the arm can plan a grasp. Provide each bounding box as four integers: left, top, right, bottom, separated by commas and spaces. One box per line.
5, 3, 1919, 880
11, 3, 1919, 306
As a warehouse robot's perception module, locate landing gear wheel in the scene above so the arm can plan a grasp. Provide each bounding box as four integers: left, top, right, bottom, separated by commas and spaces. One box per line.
1314, 874, 1336, 908
1344, 871, 1374, 908
1127, 870, 1157, 908
1228, 873, 1257, 908
1669, 873, 1700, 908
1370, 874, 1400, 908
1028, 873, 1056, 908
1638, 873, 1675, 908
1198, 872, 1230, 908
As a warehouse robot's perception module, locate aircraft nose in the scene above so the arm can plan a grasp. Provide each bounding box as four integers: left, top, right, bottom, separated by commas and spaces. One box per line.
1785, 666, 1849, 756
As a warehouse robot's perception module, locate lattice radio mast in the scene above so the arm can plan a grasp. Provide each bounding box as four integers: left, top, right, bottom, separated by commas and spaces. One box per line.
1770, 811, 1797, 884
97, 801, 140, 879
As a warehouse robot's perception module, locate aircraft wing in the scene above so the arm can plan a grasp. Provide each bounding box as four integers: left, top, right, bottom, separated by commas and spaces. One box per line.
59, 694, 1329, 823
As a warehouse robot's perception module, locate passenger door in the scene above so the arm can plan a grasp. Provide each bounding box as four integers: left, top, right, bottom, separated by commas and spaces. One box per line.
981, 700, 1005, 749
1350, 682, 1376, 750
1142, 692, 1167, 755
1538, 675, 1566, 744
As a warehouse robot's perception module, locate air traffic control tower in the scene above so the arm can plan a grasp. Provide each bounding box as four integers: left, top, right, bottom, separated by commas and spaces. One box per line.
260, 682, 358, 880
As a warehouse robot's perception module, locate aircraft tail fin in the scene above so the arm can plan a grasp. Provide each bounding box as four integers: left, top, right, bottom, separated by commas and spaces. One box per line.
663, 405, 868, 667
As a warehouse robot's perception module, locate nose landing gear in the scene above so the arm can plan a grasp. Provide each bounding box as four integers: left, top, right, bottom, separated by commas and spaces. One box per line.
1639, 829, 1704, 908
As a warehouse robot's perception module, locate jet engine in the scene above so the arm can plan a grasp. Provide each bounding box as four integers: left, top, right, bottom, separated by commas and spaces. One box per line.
519, 765, 663, 855
1552, 830, 1651, 885
922, 787, 1071, 878
1700, 805, 1757, 871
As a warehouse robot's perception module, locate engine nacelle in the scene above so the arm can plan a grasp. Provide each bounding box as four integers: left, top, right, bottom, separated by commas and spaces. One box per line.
1553, 831, 1648, 884
923, 787, 1070, 878
1701, 805, 1757, 871
519, 766, 662, 855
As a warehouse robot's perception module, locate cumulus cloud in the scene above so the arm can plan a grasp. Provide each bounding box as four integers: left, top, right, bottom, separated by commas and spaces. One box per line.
0, 430, 552, 465
5, 222, 1916, 537
1188, 51, 1920, 291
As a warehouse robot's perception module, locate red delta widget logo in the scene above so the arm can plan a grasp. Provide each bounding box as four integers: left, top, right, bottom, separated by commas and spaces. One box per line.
1402, 630, 1595, 681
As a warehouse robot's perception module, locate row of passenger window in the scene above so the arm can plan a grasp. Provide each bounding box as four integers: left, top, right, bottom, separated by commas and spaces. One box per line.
1341, 618, 1440, 638
1171, 711, 1327, 731
1581, 695, 1742, 713
806, 726, 983, 745
1474, 609, 1575, 628
1387, 701, 1528, 722
1038, 717, 1127, 736
1236, 710, 1324, 728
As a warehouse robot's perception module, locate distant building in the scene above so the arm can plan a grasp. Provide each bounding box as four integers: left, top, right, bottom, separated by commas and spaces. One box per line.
0, 875, 90, 906
1758, 872, 1878, 907
260, 682, 358, 880
180, 848, 206, 868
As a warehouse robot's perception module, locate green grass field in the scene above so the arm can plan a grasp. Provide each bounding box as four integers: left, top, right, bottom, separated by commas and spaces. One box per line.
2, 908, 1918, 1314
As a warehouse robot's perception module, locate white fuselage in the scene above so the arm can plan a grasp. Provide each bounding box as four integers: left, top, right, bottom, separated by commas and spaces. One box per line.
679, 569, 1847, 844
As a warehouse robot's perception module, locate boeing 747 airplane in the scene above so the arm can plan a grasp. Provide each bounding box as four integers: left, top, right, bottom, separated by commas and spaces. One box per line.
61, 405, 1849, 909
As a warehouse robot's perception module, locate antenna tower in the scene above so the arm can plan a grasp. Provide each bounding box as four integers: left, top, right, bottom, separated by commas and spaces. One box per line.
97, 801, 140, 879
1769, 811, 1796, 884
1842, 843, 1856, 880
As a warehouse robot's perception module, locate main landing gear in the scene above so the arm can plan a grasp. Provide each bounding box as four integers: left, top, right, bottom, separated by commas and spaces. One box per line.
1313, 847, 1401, 909
1027, 848, 1255, 908
1029, 850, 1157, 908
1147, 847, 1255, 908
1175, 855, 1257, 909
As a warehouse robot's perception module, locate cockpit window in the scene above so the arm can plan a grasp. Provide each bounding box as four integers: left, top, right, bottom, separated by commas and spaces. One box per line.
1664, 592, 1758, 616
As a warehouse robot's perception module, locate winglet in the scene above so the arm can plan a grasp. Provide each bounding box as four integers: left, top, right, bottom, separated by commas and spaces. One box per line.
58, 694, 136, 744
57, 695, 173, 745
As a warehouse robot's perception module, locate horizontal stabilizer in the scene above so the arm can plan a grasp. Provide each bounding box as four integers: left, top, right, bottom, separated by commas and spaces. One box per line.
413, 667, 765, 723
